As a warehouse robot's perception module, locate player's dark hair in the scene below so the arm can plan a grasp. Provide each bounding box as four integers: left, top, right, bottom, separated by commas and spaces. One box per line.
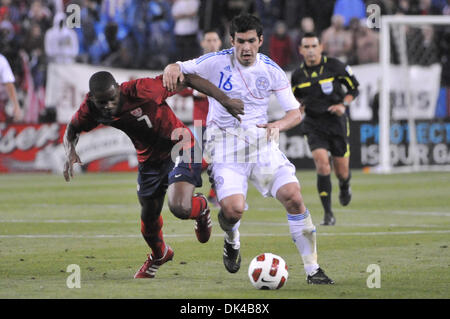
203, 28, 220, 36
229, 14, 263, 39
89, 71, 117, 93
301, 32, 321, 44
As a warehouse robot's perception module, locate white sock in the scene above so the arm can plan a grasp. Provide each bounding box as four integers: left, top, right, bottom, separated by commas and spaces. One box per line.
225, 226, 240, 250
287, 209, 319, 275
218, 210, 241, 249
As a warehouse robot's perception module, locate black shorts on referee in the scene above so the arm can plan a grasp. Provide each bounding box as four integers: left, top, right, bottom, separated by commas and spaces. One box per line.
301, 115, 350, 158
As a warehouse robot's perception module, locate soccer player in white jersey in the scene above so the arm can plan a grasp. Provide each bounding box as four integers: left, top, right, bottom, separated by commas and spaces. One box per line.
163, 14, 334, 284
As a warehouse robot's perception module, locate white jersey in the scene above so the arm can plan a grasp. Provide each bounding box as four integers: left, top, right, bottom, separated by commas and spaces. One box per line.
179, 48, 300, 200
178, 48, 299, 129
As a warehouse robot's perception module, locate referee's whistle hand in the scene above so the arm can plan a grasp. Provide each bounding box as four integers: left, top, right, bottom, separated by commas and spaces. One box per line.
328, 104, 346, 116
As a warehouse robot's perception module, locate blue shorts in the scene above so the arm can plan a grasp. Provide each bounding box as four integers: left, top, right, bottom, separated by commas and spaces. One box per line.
137, 149, 202, 198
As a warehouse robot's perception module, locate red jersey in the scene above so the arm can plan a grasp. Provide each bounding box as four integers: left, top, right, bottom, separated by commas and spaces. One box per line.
193, 95, 209, 127
70, 75, 194, 164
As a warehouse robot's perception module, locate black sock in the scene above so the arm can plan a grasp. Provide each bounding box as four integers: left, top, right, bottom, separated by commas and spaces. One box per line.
317, 174, 332, 214
339, 172, 352, 190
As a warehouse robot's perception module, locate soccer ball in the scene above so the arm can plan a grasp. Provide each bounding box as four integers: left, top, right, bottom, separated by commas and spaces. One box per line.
248, 253, 288, 290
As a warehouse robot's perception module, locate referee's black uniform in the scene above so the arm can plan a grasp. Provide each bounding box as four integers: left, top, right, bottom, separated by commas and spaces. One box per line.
291, 56, 359, 157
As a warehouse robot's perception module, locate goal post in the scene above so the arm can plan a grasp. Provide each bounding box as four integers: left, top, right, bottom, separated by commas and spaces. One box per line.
378, 15, 450, 173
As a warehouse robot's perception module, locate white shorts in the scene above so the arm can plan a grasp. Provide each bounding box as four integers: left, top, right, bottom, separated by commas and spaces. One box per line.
210, 143, 299, 201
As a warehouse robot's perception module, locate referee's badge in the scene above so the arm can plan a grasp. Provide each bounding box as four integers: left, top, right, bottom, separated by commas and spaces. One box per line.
320, 81, 333, 95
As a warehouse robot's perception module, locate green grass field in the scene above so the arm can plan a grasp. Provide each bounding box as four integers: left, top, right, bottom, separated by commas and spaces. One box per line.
0, 170, 449, 299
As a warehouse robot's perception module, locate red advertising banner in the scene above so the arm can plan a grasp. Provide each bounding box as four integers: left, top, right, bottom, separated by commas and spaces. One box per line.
0, 123, 138, 173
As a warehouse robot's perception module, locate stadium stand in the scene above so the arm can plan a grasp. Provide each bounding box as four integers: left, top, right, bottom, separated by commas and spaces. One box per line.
0, 0, 449, 123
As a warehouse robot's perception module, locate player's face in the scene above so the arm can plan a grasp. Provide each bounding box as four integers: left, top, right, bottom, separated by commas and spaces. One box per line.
231, 30, 263, 67
201, 32, 222, 54
90, 84, 121, 118
300, 37, 323, 66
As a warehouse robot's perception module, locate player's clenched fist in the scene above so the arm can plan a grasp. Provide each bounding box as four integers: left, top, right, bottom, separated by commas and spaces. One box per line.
327, 104, 346, 116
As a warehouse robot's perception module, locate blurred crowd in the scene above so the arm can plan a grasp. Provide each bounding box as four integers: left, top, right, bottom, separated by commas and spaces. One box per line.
0, 0, 450, 123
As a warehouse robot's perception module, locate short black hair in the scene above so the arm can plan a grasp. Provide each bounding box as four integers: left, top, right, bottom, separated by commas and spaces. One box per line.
229, 14, 263, 39
203, 29, 221, 39
89, 71, 117, 93
203, 29, 220, 36
301, 32, 321, 44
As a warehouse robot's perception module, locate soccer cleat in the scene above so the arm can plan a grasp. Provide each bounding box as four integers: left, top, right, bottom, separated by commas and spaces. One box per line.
339, 185, 352, 206
194, 193, 212, 243
307, 267, 335, 285
134, 245, 174, 279
320, 212, 336, 226
223, 240, 241, 273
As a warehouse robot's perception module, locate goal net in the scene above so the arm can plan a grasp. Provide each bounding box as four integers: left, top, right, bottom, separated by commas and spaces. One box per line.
378, 15, 450, 173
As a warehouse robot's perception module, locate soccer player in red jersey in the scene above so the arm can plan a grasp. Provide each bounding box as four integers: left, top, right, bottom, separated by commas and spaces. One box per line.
63, 71, 243, 278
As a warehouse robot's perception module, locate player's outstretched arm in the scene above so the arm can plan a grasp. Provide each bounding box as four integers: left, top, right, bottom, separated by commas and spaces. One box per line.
257, 108, 302, 140
163, 63, 244, 121
63, 123, 82, 182
183, 74, 244, 122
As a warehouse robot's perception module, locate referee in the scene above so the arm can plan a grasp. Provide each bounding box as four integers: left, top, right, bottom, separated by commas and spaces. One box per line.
291, 32, 359, 226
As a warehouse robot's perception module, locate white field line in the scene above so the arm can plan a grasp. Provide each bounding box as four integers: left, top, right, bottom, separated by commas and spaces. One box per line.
0, 230, 449, 239
0, 179, 135, 189
6, 204, 450, 217
0, 219, 447, 229
0, 219, 134, 223
29, 203, 136, 209
256, 207, 450, 217
339, 209, 450, 217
